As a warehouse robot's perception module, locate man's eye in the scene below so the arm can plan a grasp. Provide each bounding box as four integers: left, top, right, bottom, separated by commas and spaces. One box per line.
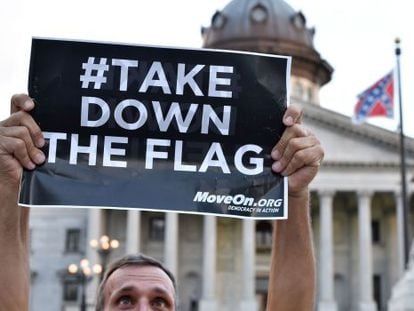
151, 297, 168, 308
118, 296, 133, 306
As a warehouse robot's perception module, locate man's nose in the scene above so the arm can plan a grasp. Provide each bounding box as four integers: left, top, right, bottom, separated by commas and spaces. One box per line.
135, 300, 151, 311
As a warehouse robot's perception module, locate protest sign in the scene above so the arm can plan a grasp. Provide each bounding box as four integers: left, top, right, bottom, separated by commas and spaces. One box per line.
19, 38, 291, 219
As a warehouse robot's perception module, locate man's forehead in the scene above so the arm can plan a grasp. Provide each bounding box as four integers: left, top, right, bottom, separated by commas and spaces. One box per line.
105, 265, 175, 294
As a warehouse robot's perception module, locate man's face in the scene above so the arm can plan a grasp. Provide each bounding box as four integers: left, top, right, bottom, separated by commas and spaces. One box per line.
103, 265, 175, 310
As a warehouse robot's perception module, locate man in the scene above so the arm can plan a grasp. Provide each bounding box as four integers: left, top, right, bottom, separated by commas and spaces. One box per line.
0, 94, 323, 310
96, 254, 177, 310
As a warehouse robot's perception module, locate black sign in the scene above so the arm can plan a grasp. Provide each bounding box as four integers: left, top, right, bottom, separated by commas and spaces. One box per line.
19, 38, 290, 219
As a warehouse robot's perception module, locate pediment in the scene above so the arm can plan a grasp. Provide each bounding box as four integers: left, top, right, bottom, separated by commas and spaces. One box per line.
300, 104, 414, 167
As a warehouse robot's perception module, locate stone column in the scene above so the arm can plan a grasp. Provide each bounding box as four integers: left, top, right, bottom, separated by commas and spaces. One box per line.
164, 212, 178, 277
394, 191, 406, 277
240, 219, 258, 311
318, 191, 338, 311
199, 215, 217, 311
86, 208, 105, 308
357, 191, 377, 311
126, 210, 141, 254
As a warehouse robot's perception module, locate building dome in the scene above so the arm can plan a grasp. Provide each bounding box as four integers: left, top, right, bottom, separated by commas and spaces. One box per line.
202, 0, 333, 88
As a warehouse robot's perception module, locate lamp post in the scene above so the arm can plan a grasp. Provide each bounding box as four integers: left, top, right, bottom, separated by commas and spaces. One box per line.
89, 235, 119, 280
67, 259, 102, 311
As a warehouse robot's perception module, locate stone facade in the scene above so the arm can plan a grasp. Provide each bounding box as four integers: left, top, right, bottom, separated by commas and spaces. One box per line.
30, 208, 87, 310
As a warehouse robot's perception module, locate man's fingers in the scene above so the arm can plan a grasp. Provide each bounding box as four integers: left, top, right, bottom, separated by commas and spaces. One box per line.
283, 105, 303, 126
280, 145, 324, 176
0, 127, 45, 169
1, 111, 44, 148
271, 124, 308, 161
0, 136, 32, 170
10, 94, 34, 114
272, 135, 320, 173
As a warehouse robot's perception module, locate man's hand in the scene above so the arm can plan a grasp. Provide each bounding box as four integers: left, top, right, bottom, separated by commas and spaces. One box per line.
271, 105, 323, 196
0, 94, 45, 187
0, 94, 45, 311
267, 105, 322, 311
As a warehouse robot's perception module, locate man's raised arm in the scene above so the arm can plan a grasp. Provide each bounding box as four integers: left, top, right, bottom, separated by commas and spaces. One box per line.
0, 94, 45, 311
267, 106, 324, 311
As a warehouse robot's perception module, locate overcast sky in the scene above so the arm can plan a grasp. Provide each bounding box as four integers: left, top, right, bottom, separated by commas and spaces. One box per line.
1, 0, 412, 136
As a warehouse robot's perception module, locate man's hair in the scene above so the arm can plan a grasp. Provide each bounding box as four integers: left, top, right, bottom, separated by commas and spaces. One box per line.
95, 253, 177, 311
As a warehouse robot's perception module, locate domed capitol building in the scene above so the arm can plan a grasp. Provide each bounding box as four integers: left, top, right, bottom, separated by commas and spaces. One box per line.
29, 0, 414, 310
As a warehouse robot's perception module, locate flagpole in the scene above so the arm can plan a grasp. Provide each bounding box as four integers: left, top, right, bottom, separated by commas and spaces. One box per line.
395, 38, 410, 267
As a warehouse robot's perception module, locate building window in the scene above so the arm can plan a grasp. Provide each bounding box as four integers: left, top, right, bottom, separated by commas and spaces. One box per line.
307, 87, 313, 102
293, 82, 304, 99
189, 299, 198, 311
212, 11, 226, 29
256, 276, 269, 311
256, 221, 272, 249
292, 12, 306, 30
373, 274, 382, 309
63, 279, 78, 302
29, 229, 33, 253
149, 217, 165, 241
250, 3, 268, 23
372, 220, 381, 243
65, 229, 81, 253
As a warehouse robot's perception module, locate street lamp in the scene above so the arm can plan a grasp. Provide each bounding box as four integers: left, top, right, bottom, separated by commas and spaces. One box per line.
89, 235, 119, 279
67, 259, 102, 311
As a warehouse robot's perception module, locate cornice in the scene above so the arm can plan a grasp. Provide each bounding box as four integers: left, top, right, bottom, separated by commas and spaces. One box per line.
321, 161, 414, 169
300, 102, 414, 157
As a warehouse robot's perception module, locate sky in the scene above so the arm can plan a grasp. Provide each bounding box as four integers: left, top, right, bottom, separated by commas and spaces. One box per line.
1, 0, 413, 136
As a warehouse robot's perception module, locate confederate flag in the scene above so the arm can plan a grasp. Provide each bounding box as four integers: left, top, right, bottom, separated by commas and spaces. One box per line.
353, 71, 394, 123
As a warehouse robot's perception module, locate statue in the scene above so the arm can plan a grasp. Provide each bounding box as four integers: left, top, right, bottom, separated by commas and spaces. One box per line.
388, 239, 414, 310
